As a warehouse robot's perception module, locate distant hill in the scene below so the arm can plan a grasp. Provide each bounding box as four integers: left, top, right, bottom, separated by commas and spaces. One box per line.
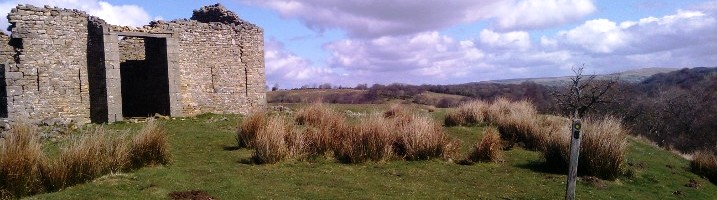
483, 67, 679, 86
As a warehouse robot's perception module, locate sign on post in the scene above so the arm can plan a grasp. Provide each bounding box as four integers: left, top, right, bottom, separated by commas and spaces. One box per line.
565, 120, 581, 200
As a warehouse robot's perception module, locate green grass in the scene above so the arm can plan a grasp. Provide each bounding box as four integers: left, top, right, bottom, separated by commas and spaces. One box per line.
25, 105, 717, 199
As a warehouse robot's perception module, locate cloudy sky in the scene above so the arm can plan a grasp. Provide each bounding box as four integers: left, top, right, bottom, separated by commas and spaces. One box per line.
1, 0, 716, 88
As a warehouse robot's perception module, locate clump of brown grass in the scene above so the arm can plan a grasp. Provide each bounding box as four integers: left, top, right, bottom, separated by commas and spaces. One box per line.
444, 100, 488, 126
252, 116, 292, 164
542, 116, 627, 180
333, 114, 395, 163
296, 103, 339, 126
1, 121, 171, 198
0, 123, 45, 197
395, 115, 452, 160
129, 119, 171, 168
485, 97, 513, 123
425, 105, 436, 113
300, 105, 346, 157
691, 150, 717, 183
494, 109, 541, 149
384, 104, 408, 118
468, 127, 503, 163
580, 116, 628, 179
237, 110, 269, 148
43, 127, 129, 190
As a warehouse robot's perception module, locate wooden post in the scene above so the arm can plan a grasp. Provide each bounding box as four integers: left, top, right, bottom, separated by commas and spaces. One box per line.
565, 119, 582, 200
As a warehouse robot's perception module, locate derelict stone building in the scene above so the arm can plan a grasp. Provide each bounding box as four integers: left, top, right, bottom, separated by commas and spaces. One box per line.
0, 4, 266, 124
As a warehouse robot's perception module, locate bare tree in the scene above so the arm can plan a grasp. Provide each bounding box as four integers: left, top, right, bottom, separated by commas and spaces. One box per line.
552, 65, 618, 119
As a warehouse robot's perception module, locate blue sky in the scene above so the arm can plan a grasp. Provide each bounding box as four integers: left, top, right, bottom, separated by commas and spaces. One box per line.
1, 0, 716, 88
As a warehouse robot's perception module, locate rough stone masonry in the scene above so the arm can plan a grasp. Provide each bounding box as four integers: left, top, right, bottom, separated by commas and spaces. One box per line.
0, 3, 266, 124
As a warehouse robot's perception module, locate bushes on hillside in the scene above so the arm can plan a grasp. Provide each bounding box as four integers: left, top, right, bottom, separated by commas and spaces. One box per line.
446, 99, 627, 179
0, 121, 171, 198
239, 103, 458, 164
691, 150, 717, 183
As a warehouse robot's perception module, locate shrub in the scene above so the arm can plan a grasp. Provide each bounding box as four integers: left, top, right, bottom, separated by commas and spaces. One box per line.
237, 110, 269, 148
252, 116, 291, 164
542, 116, 627, 180
43, 127, 129, 190
129, 120, 171, 168
468, 127, 503, 163
395, 115, 452, 160
691, 150, 717, 183
444, 100, 488, 126
0, 123, 45, 197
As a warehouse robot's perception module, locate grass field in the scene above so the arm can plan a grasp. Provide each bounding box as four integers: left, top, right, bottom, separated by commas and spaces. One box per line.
26, 104, 717, 199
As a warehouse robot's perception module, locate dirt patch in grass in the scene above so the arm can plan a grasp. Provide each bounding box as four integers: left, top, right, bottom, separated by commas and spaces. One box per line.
168, 190, 215, 200
685, 179, 702, 189
582, 176, 606, 189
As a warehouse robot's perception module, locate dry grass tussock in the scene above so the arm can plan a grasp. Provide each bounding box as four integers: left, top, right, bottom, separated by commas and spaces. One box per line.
0, 123, 45, 197
333, 114, 395, 163
0, 121, 171, 198
43, 127, 129, 190
543, 116, 628, 180
295, 103, 342, 126
252, 116, 293, 164
240, 103, 458, 164
129, 119, 171, 168
444, 100, 488, 126
236, 110, 269, 148
448, 98, 544, 150
691, 150, 717, 183
468, 127, 503, 163
395, 115, 454, 160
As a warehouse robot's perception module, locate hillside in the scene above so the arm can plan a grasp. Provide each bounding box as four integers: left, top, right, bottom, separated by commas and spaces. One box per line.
25, 106, 717, 199
483, 67, 679, 86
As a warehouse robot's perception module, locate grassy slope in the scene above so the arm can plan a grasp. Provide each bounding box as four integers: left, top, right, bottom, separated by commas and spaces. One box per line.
27, 105, 717, 199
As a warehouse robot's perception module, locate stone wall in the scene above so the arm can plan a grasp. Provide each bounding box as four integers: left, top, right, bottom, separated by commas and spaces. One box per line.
110, 4, 266, 116
0, 4, 266, 124
5, 5, 91, 124
0, 4, 266, 123
119, 37, 146, 62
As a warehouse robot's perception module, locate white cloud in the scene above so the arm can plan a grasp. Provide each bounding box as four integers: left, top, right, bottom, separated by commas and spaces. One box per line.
0, 0, 155, 33
321, 31, 579, 84
491, 0, 596, 31
558, 19, 628, 53
243, 0, 596, 37
479, 29, 532, 51
556, 9, 717, 55
265, 39, 337, 88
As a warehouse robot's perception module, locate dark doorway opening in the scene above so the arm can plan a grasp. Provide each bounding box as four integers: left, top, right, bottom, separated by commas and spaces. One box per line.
119, 37, 170, 117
